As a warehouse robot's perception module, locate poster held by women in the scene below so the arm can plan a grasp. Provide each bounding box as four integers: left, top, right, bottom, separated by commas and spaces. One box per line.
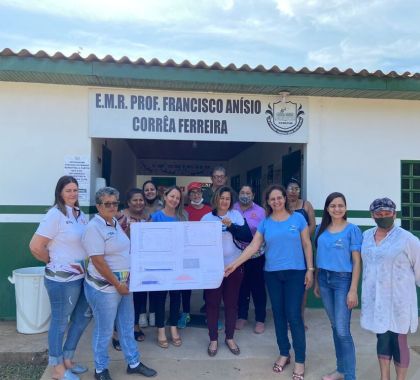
129, 221, 224, 291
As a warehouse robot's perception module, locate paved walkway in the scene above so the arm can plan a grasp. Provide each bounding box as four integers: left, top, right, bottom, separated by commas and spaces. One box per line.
2, 309, 420, 380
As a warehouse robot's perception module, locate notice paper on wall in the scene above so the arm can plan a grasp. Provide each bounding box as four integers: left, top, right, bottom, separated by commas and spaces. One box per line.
64, 155, 90, 204
129, 221, 224, 291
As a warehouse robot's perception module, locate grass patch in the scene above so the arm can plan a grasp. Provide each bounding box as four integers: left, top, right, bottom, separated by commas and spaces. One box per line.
0, 363, 46, 380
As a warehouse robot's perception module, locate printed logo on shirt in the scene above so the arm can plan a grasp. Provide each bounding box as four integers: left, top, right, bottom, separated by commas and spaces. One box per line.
288, 224, 298, 233
334, 239, 345, 249
105, 231, 116, 241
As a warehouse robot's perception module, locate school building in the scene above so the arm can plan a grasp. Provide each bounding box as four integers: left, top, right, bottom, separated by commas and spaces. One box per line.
1, 48, 420, 319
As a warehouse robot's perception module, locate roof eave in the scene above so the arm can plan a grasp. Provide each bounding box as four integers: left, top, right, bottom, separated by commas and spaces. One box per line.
1, 55, 420, 100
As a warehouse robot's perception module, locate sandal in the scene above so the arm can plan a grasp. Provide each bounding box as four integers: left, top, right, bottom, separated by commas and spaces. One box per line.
273, 356, 290, 373
112, 337, 122, 351
292, 371, 305, 380
171, 335, 182, 347
157, 337, 169, 349
207, 342, 218, 357
134, 329, 145, 342
224, 339, 240, 355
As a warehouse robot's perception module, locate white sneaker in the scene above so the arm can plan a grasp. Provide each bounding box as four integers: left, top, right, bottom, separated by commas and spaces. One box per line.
139, 313, 148, 328
148, 312, 156, 327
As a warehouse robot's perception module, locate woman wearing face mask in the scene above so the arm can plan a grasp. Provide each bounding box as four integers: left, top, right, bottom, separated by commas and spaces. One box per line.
177, 182, 212, 329
361, 198, 420, 380
150, 186, 188, 349
233, 185, 267, 334
313, 193, 361, 380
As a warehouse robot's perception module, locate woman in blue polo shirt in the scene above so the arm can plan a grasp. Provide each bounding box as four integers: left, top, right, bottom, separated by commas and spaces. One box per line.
150, 186, 188, 349
225, 184, 314, 380
313, 192, 361, 380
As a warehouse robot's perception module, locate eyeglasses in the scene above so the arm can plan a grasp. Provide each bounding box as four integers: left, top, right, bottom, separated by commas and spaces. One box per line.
212, 175, 226, 180
287, 187, 300, 193
100, 202, 119, 208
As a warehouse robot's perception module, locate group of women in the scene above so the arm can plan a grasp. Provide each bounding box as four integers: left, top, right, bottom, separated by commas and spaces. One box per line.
30, 177, 159, 380
30, 175, 420, 380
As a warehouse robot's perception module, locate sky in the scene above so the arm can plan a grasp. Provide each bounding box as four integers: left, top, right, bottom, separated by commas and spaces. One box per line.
1, 0, 420, 74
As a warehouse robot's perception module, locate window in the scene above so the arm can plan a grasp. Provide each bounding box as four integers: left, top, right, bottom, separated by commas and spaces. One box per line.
401, 161, 420, 237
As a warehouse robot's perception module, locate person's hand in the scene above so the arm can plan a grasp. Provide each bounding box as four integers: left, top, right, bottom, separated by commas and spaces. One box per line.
70, 263, 84, 274
347, 289, 358, 309
313, 282, 321, 298
116, 282, 129, 295
221, 217, 232, 228
304, 270, 313, 289
224, 262, 237, 277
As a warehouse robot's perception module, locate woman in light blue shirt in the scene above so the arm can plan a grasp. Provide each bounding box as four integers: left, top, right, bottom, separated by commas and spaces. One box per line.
314, 192, 362, 380
150, 186, 188, 349
225, 185, 314, 380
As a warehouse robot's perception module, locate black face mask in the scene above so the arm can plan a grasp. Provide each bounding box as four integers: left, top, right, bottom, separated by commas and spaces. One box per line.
374, 216, 394, 229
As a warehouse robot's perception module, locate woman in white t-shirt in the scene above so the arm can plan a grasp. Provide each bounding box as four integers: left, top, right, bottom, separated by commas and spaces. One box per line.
201, 186, 251, 357
82, 187, 156, 379
29, 176, 91, 380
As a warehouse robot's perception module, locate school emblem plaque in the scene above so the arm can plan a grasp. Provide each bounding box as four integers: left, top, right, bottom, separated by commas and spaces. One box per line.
265, 100, 305, 135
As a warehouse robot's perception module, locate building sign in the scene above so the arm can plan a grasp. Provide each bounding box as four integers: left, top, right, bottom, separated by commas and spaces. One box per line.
89, 89, 308, 143
64, 155, 90, 204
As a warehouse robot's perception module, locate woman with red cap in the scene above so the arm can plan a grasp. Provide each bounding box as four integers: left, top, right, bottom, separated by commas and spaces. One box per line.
177, 182, 211, 328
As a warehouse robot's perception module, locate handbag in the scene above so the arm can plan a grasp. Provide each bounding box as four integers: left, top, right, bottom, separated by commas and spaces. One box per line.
227, 218, 253, 250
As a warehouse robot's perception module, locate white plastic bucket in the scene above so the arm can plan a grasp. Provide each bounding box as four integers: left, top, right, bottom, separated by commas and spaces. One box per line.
8, 266, 51, 334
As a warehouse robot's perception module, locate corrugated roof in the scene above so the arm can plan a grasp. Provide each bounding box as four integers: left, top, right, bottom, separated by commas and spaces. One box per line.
1, 48, 420, 100
1, 48, 419, 78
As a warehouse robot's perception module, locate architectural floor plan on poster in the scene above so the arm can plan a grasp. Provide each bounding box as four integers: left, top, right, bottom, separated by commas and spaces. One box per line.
130, 221, 224, 291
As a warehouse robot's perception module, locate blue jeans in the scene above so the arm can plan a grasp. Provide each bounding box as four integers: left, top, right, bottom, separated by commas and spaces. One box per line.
265, 270, 306, 363
318, 269, 356, 380
84, 282, 140, 372
44, 277, 91, 366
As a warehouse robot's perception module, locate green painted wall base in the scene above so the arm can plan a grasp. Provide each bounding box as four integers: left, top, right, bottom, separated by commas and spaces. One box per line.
0, 223, 40, 320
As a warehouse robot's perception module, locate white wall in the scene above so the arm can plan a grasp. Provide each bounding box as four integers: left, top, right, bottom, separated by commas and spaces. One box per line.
306, 97, 420, 212
2, 81, 419, 216
0, 82, 91, 205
